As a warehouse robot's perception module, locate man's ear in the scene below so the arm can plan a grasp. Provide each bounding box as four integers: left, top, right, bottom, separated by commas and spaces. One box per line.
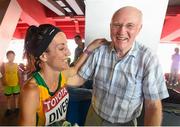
39, 52, 47, 62
137, 24, 142, 35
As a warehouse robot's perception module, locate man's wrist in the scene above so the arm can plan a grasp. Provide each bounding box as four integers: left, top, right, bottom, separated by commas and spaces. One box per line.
84, 49, 93, 56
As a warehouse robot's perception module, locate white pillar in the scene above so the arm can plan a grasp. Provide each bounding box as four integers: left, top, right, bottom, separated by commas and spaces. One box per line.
0, 0, 22, 64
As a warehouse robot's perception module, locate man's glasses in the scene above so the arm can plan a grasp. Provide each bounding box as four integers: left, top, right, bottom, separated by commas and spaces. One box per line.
111, 23, 136, 30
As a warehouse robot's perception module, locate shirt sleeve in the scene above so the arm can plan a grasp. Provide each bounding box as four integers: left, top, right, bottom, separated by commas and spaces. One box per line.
142, 52, 169, 100
78, 49, 98, 80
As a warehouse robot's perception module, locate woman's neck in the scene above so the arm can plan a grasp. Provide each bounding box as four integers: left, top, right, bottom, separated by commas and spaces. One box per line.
39, 69, 60, 91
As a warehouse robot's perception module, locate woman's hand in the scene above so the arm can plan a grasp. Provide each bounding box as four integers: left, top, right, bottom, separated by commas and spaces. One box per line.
86, 38, 108, 51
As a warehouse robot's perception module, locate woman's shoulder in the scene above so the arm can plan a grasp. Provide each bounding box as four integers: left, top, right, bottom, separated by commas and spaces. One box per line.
22, 78, 39, 95
20, 77, 40, 113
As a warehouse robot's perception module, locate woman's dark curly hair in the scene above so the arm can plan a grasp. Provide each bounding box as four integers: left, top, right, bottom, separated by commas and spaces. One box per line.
24, 24, 60, 72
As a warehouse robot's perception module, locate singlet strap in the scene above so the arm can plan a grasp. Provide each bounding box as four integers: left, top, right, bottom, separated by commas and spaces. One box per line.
33, 72, 62, 96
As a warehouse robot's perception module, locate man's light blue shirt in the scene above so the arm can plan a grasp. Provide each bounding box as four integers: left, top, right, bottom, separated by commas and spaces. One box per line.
78, 41, 169, 123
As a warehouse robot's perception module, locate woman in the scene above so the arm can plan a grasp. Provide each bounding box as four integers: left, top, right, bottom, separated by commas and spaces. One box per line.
19, 24, 106, 126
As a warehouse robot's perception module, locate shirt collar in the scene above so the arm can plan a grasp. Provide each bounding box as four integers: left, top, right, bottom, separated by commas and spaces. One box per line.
108, 41, 138, 58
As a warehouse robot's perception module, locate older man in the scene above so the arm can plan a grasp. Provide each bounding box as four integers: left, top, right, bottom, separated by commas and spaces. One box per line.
68, 6, 169, 126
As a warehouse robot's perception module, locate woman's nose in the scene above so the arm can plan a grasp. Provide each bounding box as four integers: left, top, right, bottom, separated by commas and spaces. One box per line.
65, 48, 71, 56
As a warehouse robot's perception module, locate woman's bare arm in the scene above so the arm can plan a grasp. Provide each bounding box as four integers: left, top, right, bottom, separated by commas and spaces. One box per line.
19, 81, 39, 125
64, 38, 107, 86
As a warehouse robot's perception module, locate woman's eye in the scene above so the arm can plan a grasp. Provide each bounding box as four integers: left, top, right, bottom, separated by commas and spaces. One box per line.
58, 47, 64, 51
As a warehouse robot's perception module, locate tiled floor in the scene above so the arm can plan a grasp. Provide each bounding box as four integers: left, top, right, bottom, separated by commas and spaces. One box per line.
0, 87, 19, 126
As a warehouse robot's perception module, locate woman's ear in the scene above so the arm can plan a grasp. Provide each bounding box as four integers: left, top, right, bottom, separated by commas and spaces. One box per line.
39, 52, 47, 62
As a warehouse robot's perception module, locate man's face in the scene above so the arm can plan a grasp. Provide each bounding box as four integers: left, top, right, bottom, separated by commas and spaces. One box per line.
110, 8, 142, 53
7, 53, 15, 63
175, 48, 179, 54
74, 37, 82, 45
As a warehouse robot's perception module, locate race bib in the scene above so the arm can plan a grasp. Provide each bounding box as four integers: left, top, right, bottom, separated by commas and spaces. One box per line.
43, 87, 69, 125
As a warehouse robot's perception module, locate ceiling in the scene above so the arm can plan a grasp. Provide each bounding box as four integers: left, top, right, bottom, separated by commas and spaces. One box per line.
168, 0, 180, 5
15, 0, 85, 39
161, 0, 180, 43
14, 0, 180, 42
